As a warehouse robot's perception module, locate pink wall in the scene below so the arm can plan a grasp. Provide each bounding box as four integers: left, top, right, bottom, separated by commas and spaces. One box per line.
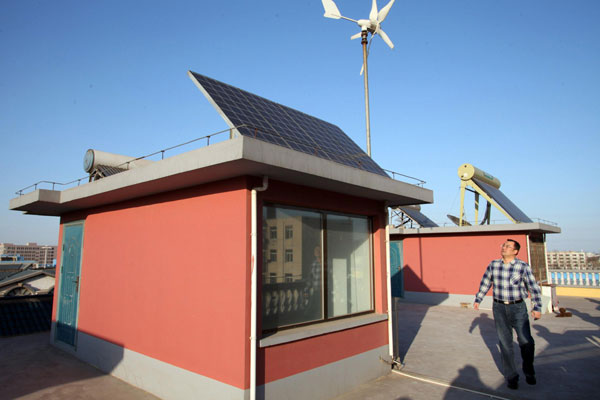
399, 233, 529, 295
59, 177, 252, 389
259, 320, 388, 383
54, 176, 390, 390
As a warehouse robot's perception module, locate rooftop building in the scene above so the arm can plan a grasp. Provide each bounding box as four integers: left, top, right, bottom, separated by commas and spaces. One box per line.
547, 250, 594, 270
0, 243, 57, 267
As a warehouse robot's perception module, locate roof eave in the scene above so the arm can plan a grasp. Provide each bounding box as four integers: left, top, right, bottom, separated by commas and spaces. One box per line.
391, 222, 561, 236
9, 136, 433, 216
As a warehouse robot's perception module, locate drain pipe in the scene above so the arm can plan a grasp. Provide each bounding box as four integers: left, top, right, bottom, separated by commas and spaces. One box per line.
384, 203, 394, 361
251, 176, 268, 400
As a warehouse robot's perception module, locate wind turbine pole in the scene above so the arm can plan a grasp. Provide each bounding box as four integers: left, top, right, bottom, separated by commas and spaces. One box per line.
361, 30, 371, 157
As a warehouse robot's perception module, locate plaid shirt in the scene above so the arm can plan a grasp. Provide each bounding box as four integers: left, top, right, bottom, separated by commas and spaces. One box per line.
475, 258, 542, 312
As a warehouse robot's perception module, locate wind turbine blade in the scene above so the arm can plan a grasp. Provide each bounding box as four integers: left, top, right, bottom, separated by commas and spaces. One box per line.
350, 31, 362, 40
378, 0, 395, 22
322, 0, 341, 19
378, 29, 394, 49
369, 0, 379, 22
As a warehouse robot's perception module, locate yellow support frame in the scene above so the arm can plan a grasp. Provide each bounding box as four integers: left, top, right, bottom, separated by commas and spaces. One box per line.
459, 179, 516, 226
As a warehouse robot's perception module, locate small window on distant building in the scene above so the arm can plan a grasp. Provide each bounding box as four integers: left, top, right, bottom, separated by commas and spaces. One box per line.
269, 249, 277, 262
285, 273, 293, 282
285, 249, 293, 262
285, 225, 293, 239
269, 226, 277, 239
270, 272, 277, 284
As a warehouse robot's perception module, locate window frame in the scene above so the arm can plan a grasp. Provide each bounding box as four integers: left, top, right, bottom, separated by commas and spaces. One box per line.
261, 203, 375, 333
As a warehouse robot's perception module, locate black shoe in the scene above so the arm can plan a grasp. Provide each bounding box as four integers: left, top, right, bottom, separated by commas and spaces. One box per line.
526, 375, 536, 385
507, 377, 519, 390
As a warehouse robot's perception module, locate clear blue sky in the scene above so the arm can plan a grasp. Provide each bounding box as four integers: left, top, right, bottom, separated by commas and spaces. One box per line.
1, 1, 599, 251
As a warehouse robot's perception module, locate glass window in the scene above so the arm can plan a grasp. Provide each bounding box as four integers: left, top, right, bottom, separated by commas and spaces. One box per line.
285, 225, 293, 239
285, 249, 293, 262
269, 226, 277, 239
326, 214, 372, 318
262, 206, 323, 330
262, 205, 373, 331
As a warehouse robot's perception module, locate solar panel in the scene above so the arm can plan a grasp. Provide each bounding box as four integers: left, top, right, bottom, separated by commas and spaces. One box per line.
188, 71, 388, 176
399, 207, 439, 227
473, 178, 532, 223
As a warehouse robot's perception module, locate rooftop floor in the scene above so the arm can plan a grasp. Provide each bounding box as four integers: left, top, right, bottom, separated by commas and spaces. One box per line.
337, 295, 600, 400
1, 296, 598, 399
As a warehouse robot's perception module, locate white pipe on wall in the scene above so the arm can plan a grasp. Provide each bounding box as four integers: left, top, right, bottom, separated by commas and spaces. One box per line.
250, 176, 268, 400
385, 205, 394, 360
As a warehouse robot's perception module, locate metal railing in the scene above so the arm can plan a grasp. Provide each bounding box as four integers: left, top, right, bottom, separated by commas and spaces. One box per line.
15, 124, 428, 195
383, 170, 426, 187
15, 127, 236, 196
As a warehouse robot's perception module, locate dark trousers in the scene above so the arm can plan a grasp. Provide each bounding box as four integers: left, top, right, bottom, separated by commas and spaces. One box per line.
492, 301, 535, 380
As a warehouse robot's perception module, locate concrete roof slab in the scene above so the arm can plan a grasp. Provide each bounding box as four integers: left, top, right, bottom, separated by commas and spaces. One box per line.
391, 222, 561, 236
10, 136, 433, 216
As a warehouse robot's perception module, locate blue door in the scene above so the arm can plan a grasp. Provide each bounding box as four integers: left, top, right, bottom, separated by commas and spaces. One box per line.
56, 222, 84, 346
390, 240, 404, 297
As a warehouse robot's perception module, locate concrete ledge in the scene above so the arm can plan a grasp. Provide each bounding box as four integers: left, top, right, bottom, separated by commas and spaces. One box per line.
260, 313, 388, 347
10, 136, 432, 216
391, 222, 561, 235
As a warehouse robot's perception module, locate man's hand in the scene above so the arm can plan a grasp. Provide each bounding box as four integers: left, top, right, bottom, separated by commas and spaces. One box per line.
531, 310, 541, 320
473, 302, 480, 310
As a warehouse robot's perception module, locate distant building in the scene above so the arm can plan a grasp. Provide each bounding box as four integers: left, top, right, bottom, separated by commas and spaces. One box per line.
546, 251, 600, 287
547, 251, 592, 270
0, 243, 57, 267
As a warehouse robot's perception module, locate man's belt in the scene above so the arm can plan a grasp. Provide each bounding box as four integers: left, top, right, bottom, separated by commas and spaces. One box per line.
494, 298, 524, 305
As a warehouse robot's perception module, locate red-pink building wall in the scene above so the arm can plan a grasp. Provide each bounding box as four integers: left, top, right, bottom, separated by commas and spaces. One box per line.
399, 233, 529, 296
56, 177, 252, 389
53, 176, 389, 390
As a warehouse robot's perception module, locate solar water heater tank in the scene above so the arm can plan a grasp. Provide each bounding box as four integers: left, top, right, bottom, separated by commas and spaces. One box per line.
458, 163, 501, 189
83, 149, 153, 173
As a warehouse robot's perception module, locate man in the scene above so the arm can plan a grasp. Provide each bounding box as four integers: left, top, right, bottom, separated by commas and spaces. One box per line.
473, 239, 542, 390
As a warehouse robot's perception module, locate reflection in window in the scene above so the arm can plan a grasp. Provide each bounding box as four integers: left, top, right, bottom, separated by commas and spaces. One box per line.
285, 249, 293, 262
285, 225, 293, 239
326, 214, 372, 318
269, 249, 277, 262
262, 205, 372, 331
263, 207, 322, 331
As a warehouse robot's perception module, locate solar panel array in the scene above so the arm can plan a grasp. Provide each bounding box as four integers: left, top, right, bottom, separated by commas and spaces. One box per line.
473, 178, 532, 223
400, 207, 439, 228
189, 72, 387, 176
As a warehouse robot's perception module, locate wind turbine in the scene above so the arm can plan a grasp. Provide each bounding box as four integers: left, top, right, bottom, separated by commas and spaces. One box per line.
322, 0, 396, 157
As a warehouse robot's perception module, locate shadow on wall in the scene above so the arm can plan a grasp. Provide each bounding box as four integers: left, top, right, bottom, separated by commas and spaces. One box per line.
393, 265, 448, 362
0, 328, 125, 399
